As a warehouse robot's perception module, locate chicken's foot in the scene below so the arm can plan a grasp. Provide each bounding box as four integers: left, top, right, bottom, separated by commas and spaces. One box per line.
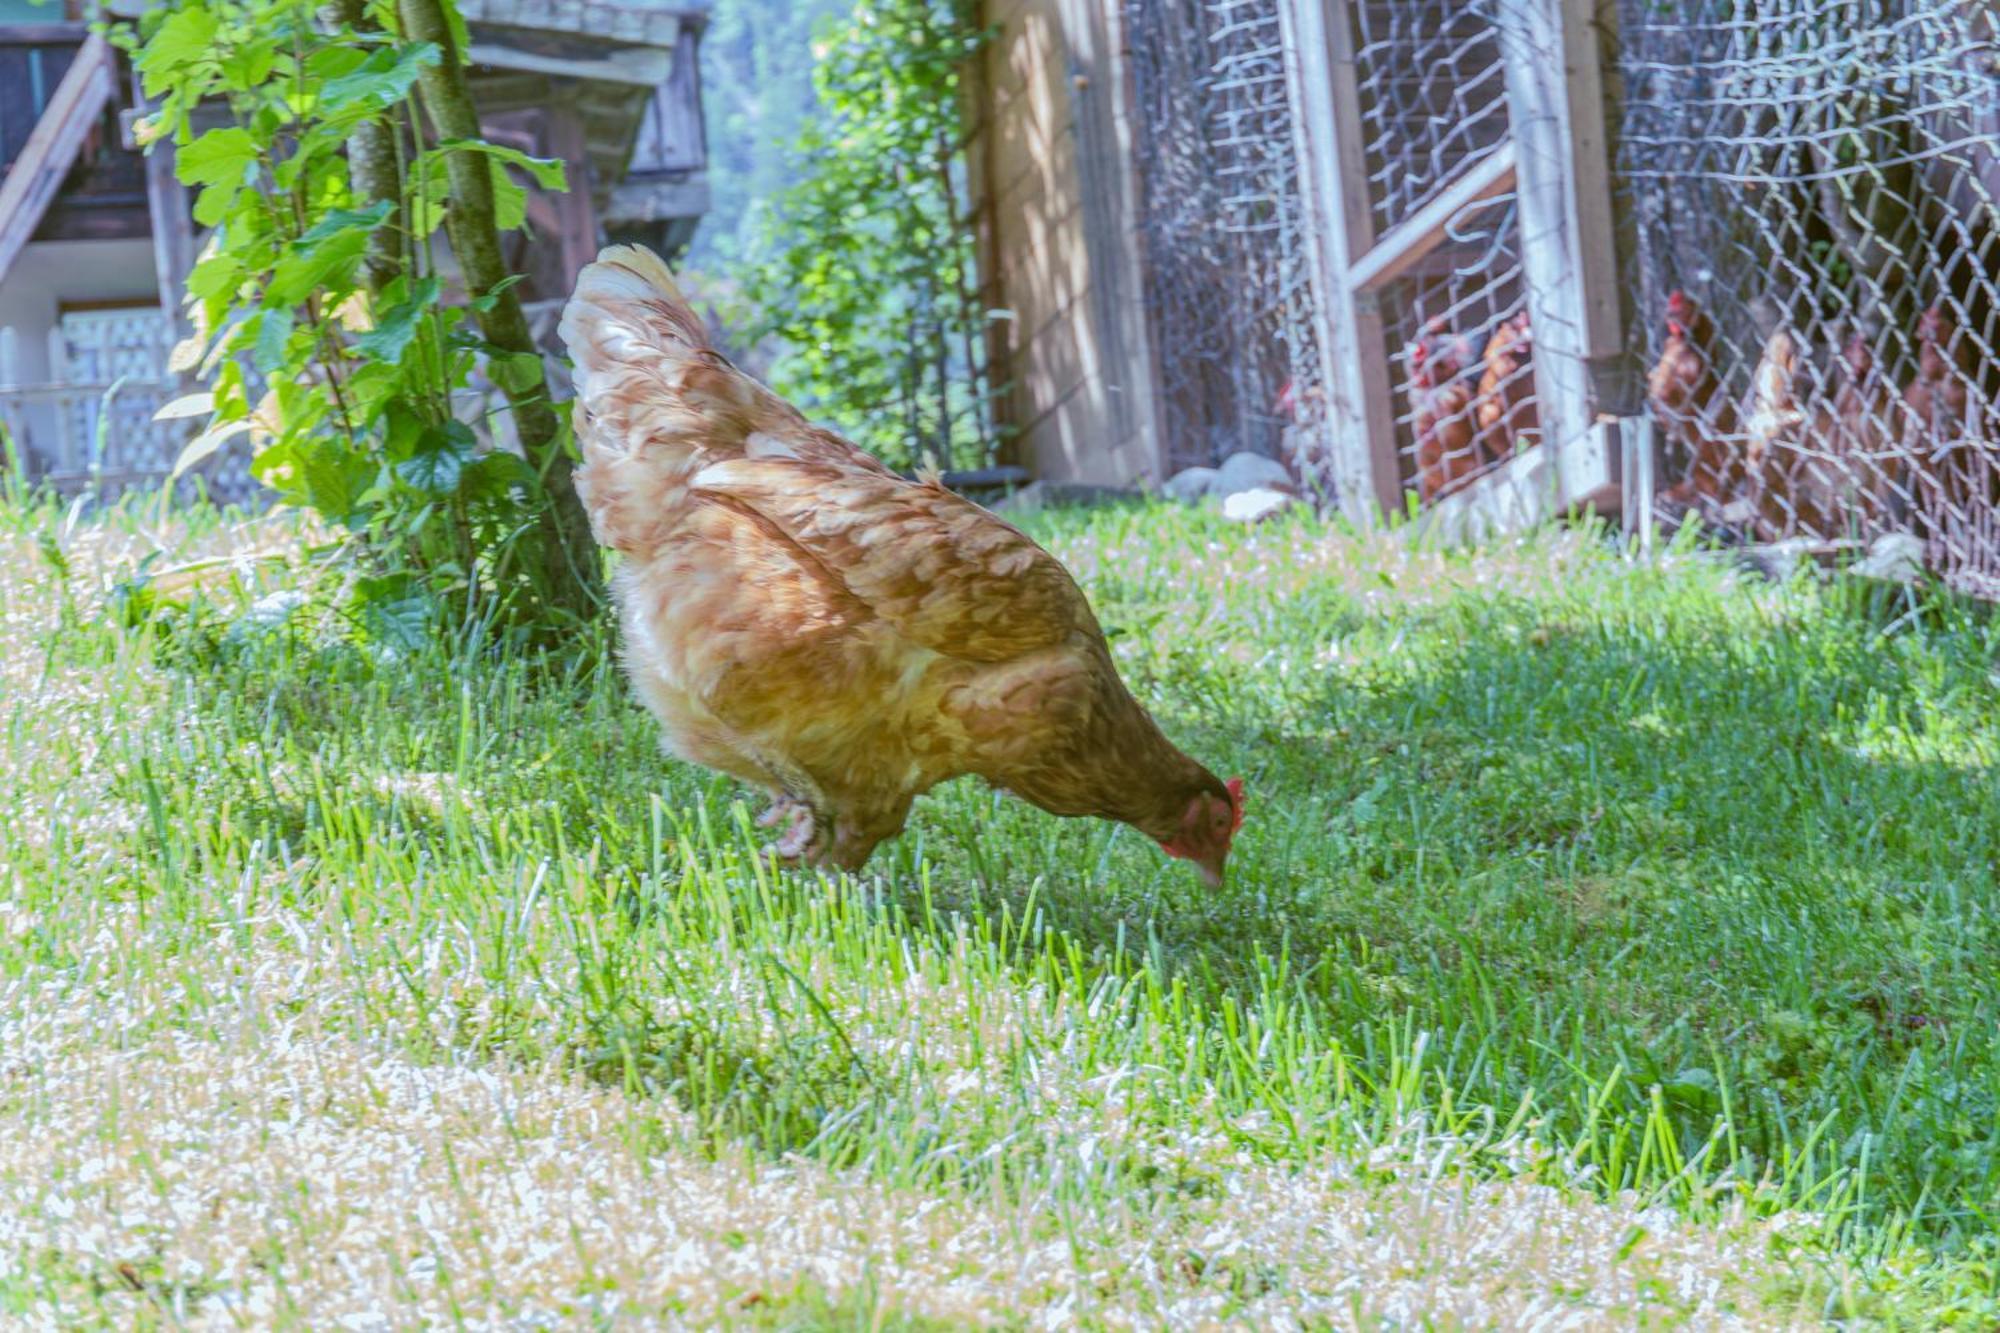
774, 808, 820, 860
756, 795, 803, 829
757, 796, 828, 864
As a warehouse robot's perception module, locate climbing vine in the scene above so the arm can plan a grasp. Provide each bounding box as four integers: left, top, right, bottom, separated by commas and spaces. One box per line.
121, 0, 597, 640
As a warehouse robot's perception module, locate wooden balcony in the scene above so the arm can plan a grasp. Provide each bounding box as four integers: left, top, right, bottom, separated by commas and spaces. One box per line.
0, 24, 148, 246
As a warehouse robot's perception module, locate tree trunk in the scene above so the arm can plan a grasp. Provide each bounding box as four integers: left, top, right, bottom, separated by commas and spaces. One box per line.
325, 0, 404, 292
397, 0, 602, 616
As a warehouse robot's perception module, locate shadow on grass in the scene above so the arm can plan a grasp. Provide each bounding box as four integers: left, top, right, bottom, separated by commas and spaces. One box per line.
882, 593, 2000, 1235
144, 569, 2000, 1238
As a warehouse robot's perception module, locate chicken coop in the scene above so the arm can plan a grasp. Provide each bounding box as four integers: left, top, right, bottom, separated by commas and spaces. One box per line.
977, 0, 2000, 591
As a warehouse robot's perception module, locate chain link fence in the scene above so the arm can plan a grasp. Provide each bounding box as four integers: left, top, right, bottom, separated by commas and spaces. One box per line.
1125, 0, 1329, 489
1619, 0, 2000, 595
1120, 0, 2000, 596
1358, 0, 1538, 506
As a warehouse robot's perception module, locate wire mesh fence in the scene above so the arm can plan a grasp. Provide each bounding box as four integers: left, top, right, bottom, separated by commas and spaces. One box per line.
1618, 0, 2000, 594
1125, 0, 1329, 488
1352, 0, 1541, 505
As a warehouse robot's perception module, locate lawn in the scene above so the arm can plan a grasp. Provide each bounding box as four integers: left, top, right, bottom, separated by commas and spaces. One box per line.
3, 493, 1998, 1326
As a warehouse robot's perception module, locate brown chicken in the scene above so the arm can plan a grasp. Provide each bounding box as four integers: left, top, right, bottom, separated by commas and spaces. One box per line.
1826, 327, 1897, 525
558, 245, 1244, 882
1902, 305, 1973, 437
1901, 305, 1982, 527
1409, 328, 1482, 502
1474, 310, 1538, 463
1740, 326, 1810, 538
1650, 291, 1743, 507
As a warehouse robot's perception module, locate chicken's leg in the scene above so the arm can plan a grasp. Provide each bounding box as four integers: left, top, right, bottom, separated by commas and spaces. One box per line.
773, 806, 822, 861
756, 794, 803, 829
756, 794, 830, 864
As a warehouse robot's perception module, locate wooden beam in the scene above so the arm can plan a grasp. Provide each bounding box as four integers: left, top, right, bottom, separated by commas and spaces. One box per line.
1496, 0, 1631, 507
538, 100, 600, 300
464, 26, 672, 86
1346, 141, 1517, 294
1552, 0, 1624, 366
0, 31, 115, 287
1053, 0, 1165, 485
131, 70, 196, 340
0, 23, 90, 45
1413, 421, 1618, 546
33, 201, 152, 241
606, 174, 710, 223
1278, 0, 1402, 524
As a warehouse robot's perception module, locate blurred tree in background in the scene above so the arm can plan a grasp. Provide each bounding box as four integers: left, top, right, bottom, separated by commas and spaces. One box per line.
688, 0, 852, 271
729, 0, 999, 473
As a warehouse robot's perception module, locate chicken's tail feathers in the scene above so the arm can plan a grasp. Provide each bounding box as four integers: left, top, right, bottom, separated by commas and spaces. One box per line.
593, 243, 688, 306
560, 241, 779, 467
559, 243, 711, 386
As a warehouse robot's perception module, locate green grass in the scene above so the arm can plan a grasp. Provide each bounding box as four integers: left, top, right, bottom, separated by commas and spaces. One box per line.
4, 491, 2000, 1324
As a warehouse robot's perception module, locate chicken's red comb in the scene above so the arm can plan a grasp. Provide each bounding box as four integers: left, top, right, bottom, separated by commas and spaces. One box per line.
1225, 777, 1245, 832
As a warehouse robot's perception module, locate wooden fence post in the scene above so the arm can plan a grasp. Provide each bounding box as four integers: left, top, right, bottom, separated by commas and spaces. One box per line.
1278, 0, 1401, 525
130, 70, 197, 345
1495, 0, 1630, 513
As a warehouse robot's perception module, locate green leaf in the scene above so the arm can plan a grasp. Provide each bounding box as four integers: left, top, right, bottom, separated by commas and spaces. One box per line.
268, 235, 369, 305
152, 392, 215, 422
172, 418, 253, 479
354, 278, 440, 364
469, 274, 528, 314
489, 351, 546, 397
349, 573, 432, 653
319, 43, 440, 117
251, 308, 295, 376
257, 436, 373, 524
226, 590, 310, 644
407, 156, 452, 237
395, 420, 477, 494
459, 450, 536, 501
185, 253, 243, 304
177, 127, 260, 189
218, 38, 279, 92
192, 182, 240, 229
436, 139, 567, 191
296, 201, 396, 247
304, 46, 369, 85
266, 204, 393, 306
490, 159, 528, 231
137, 8, 220, 89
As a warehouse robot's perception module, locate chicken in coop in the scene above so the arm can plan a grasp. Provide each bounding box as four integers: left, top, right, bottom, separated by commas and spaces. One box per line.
1900, 305, 1986, 528
1474, 310, 1538, 464
1740, 323, 1900, 541
1650, 291, 1743, 509
1826, 326, 1899, 525
1739, 325, 1811, 539
1407, 325, 1482, 503
558, 245, 1245, 883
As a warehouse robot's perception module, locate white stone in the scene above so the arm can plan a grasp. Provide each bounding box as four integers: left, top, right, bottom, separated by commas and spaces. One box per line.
1162, 466, 1219, 502
1221, 487, 1296, 523
1854, 532, 1925, 584
1212, 450, 1295, 499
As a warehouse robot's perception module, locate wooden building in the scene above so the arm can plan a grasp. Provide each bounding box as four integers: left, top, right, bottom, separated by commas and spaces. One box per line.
0, 0, 710, 497
967, 0, 1620, 533
968, 0, 1163, 489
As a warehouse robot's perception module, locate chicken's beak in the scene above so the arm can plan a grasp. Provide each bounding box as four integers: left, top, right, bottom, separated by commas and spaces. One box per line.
1195, 856, 1226, 889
